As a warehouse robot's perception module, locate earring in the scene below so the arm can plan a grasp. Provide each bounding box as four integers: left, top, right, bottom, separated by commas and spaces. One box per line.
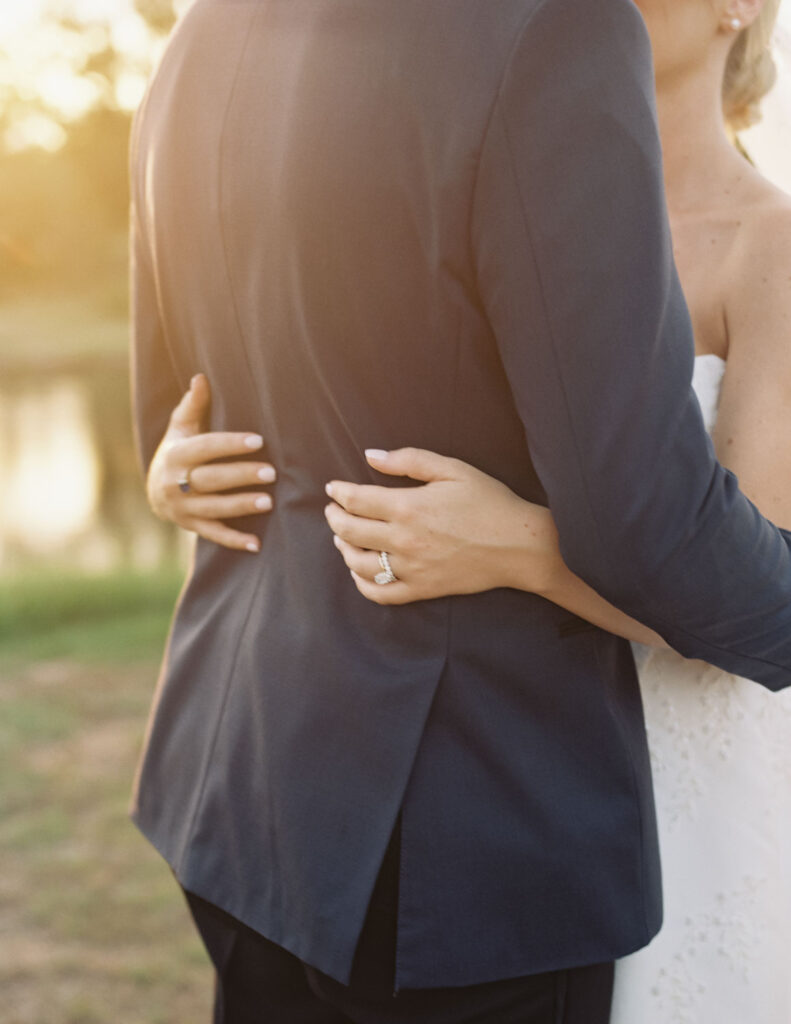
730, 17, 742, 30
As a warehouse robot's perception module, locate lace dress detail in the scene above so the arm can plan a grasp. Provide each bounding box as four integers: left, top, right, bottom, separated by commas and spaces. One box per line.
610, 355, 791, 1024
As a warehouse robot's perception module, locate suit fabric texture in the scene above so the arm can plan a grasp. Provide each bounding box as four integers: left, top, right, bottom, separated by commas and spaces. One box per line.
129, 0, 791, 992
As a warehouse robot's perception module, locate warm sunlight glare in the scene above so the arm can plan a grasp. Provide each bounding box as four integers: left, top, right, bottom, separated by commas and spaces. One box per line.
1, 384, 100, 549
0, 0, 188, 151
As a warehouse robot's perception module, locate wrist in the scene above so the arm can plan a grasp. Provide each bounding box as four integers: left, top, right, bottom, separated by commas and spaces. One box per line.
499, 502, 565, 596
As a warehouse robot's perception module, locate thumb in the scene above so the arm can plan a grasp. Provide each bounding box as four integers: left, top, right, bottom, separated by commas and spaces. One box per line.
364, 447, 461, 483
169, 373, 211, 434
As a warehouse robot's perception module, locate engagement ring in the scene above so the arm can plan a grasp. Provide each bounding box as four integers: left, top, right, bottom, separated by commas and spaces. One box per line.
375, 550, 398, 585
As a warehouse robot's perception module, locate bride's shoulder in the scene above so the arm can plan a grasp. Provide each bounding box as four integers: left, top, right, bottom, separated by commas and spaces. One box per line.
735, 170, 791, 271
725, 171, 791, 358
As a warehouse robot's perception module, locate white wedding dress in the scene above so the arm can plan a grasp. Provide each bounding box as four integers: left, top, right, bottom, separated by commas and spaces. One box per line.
610, 355, 791, 1024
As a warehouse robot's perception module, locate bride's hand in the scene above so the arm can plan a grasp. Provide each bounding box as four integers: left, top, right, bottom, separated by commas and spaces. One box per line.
146, 373, 276, 553
324, 449, 564, 604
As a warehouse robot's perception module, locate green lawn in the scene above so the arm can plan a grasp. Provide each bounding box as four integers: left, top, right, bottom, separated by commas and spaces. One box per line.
0, 569, 187, 667
0, 569, 214, 1024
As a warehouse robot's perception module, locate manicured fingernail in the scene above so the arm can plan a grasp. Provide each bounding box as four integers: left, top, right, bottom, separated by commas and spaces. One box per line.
246, 541, 260, 553
257, 466, 276, 483
245, 434, 264, 449
325, 483, 334, 497
333, 535, 342, 548
255, 496, 272, 511
190, 374, 201, 387
365, 449, 389, 461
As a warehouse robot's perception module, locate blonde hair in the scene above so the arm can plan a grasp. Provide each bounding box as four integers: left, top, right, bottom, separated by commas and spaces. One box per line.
723, 0, 782, 131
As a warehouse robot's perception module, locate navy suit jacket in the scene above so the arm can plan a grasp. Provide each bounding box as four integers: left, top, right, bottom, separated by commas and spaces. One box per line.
129, 0, 791, 989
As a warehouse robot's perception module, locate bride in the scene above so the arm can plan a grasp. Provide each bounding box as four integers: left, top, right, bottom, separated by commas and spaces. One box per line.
145, 0, 789, 1019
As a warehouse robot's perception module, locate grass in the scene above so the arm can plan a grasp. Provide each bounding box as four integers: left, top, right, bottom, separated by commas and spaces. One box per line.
0, 568, 214, 1023
0, 568, 186, 668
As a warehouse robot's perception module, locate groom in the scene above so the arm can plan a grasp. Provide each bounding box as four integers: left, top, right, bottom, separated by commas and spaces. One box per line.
129, 0, 791, 1021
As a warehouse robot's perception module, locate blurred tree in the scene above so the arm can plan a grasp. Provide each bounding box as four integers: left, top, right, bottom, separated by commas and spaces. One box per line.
0, 2, 181, 300
0, 2, 187, 574
134, 0, 178, 35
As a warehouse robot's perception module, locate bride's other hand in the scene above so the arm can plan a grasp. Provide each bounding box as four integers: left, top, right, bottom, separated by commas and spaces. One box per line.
324, 448, 563, 605
146, 373, 276, 553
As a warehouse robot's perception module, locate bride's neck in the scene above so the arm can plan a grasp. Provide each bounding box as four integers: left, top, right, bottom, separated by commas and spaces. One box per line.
656, 50, 740, 217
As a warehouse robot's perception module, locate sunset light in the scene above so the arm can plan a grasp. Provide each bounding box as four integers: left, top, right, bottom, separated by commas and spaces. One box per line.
0, 0, 190, 151
2, 2, 791, 1020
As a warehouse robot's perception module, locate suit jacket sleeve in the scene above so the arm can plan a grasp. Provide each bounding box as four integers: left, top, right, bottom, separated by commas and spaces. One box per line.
471, 0, 791, 690
129, 135, 184, 481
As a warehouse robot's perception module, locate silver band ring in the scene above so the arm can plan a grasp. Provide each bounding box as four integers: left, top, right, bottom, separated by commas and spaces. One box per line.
178, 468, 193, 493
374, 550, 398, 586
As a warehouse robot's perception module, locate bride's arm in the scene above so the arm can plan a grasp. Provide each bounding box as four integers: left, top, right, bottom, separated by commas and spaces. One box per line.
713, 207, 791, 531
325, 448, 666, 647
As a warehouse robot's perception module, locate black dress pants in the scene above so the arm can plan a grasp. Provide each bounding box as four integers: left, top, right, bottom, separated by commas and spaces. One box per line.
183, 818, 614, 1024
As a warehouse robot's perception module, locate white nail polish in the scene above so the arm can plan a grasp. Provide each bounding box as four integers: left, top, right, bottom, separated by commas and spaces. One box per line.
325, 483, 334, 497
365, 449, 389, 461
255, 496, 272, 511
333, 535, 342, 548
258, 467, 276, 483
245, 434, 264, 449
246, 542, 260, 553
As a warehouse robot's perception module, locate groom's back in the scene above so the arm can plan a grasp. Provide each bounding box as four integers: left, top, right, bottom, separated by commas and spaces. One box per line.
131, 0, 663, 991
134, 0, 542, 494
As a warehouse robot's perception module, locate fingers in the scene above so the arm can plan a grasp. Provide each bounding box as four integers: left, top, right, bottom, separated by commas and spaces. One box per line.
183, 492, 273, 520
332, 535, 396, 580
324, 481, 399, 521
191, 372, 211, 405
350, 571, 413, 606
324, 502, 392, 550
332, 537, 414, 605
187, 517, 262, 553
364, 447, 462, 483
172, 431, 265, 465
169, 374, 211, 436
189, 460, 277, 493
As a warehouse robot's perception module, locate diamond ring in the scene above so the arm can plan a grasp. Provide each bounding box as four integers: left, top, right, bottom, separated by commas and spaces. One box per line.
178, 469, 192, 493
374, 551, 398, 585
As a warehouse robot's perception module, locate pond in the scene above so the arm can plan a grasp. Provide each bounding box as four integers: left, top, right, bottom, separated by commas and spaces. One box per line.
0, 350, 185, 573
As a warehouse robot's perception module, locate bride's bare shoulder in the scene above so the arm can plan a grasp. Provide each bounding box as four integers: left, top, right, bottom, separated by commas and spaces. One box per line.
737, 168, 791, 268
726, 168, 791, 360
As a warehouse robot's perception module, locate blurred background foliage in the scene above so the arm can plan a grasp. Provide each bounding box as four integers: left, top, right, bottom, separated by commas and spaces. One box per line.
0, 1, 178, 303
0, 0, 191, 578
0, 4, 212, 1021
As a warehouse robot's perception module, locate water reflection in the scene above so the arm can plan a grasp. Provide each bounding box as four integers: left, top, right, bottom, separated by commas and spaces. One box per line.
0, 354, 186, 573
2, 380, 99, 546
